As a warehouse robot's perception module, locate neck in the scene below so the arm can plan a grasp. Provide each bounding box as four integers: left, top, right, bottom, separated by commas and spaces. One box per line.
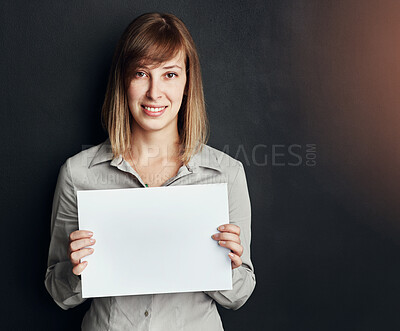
129, 123, 181, 163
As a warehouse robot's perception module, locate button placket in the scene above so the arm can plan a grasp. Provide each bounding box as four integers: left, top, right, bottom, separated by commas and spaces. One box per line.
111, 157, 147, 187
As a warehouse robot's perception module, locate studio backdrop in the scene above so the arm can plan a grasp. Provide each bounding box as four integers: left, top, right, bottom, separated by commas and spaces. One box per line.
1, 0, 399, 330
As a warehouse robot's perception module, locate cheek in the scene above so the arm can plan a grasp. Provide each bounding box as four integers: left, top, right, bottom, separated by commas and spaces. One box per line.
173, 81, 187, 101
127, 83, 144, 104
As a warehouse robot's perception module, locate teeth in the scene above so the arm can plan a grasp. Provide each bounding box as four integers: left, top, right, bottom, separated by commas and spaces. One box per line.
144, 106, 166, 112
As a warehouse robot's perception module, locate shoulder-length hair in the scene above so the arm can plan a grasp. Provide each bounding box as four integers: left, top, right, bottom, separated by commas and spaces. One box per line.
101, 12, 209, 164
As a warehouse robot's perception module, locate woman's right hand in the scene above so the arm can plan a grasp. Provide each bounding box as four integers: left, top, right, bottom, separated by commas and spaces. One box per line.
69, 230, 96, 276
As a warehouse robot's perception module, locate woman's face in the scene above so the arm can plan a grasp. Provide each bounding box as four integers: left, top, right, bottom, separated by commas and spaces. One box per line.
127, 51, 187, 134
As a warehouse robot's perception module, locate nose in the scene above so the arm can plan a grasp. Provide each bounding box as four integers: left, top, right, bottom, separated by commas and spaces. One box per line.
146, 77, 162, 100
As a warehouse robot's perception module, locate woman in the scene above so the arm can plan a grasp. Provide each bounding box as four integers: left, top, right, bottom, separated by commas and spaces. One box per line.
45, 12, 255, 330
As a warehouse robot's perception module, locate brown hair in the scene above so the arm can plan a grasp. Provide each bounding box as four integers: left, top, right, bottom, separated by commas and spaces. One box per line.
101, 12, 209, 164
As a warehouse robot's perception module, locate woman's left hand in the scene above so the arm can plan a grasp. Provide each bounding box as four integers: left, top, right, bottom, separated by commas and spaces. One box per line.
212, 224, 243, 269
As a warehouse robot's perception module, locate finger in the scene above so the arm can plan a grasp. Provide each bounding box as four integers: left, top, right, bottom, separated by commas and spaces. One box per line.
217, 224, 240, 236
69, 230, 93, 242
228, 252, 242, 269
218, 240, 243, 257
70, 238, 96, 252
72, 261, 88, 276
70, 248, 94, 265
211, 232, 240, 244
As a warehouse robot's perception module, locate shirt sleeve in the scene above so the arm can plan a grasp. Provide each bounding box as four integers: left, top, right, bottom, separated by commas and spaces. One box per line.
204, 162, 256, 310
44, 159, 86, 310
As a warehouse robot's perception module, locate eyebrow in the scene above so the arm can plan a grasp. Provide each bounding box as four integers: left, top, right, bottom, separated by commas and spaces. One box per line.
162, 65, 183, 70
140, 64, 183, 71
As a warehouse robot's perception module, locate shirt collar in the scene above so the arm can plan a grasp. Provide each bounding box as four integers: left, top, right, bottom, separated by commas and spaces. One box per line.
89, 138, 222, 173
187, 144, 222, 173
89, 138, 114, 168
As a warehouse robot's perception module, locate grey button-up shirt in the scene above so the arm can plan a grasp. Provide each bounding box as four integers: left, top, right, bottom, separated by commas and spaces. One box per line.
45, 138, 256, 331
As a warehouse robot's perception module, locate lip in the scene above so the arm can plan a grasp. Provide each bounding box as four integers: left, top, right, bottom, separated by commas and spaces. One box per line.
141, 105, 167, 117
142, 104, 166, 108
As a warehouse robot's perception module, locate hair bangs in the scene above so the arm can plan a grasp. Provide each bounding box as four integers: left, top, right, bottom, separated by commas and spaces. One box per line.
140, 26, 184, 66
124, 23, 185, 85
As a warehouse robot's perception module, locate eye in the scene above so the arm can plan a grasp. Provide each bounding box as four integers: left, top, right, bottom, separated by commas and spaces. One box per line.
135, 71, 147, 78
166, 72, 177, 79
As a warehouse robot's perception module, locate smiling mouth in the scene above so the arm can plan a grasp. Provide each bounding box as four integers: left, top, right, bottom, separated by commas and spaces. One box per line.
142, 105, 167, 112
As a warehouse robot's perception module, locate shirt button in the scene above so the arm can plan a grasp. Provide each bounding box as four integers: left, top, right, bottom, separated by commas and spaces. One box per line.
144, 310, 149, 317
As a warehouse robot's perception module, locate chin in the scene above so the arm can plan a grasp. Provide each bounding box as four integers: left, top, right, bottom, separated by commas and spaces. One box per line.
140, 122, 168, 132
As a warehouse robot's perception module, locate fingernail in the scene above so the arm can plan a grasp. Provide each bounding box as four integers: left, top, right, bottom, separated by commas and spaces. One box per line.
229, 253, 234, 257
219, 241, 226, 245
212, 234, 219, 239
219, 226, 225, 231
90, 239, 95, 243
88, 232, 93, 236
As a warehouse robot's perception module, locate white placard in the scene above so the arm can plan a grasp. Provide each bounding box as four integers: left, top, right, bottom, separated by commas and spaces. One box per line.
77, 183, 232, 298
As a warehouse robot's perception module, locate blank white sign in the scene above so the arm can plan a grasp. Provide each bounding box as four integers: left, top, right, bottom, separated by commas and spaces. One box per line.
77, 183, 232, 298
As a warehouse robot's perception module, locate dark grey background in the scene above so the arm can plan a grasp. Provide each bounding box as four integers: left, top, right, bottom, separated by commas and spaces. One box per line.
1, 0, 400, 330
